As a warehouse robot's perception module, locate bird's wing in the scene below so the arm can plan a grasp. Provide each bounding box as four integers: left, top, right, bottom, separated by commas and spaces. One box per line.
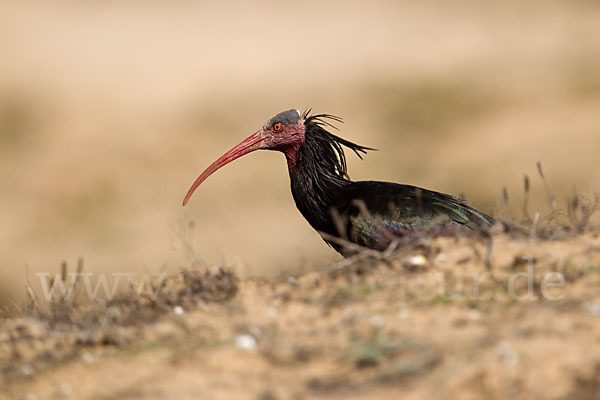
339, 181, 493, 250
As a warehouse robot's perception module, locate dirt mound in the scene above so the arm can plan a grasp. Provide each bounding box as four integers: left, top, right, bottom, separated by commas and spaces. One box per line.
2, 230, 600, 400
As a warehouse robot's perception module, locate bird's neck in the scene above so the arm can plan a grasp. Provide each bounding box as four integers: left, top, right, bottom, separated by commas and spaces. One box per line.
282, 144, 301, 172
286, 141, 351, 234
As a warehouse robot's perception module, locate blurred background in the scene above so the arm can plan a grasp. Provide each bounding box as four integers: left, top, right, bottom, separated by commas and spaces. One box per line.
1, 0, 599, 304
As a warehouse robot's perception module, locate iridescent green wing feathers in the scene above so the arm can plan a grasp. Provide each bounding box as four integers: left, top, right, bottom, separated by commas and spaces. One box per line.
344, 181, 493, 251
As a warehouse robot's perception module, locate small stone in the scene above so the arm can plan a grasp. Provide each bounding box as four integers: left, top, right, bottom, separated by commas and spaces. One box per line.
60, 383, 72, 396
503, 351, 519, 365
82, 352, 95, 364
250, 326, 262, 338
397, 308, 409, 319
235, 334, 257, 351
21, 363, 34, 376
495, 340, 518, 365
468, 309, 481, 320
586, 303, 600, 317
370, 315, 385, 327
267, 306, 277, 317
408, 255, 427, 267
495, 340, 510, 354
173, 306, 185, 316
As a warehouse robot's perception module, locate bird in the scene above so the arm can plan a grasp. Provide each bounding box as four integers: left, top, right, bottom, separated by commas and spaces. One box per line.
183, 109, 494, 256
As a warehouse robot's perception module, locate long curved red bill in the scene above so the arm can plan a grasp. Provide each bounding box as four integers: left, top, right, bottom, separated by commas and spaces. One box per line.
183, 130, 265, 205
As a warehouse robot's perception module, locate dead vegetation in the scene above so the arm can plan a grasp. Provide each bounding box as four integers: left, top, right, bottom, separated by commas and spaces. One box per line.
0, 264, 237, 386
498, 162, 600, 240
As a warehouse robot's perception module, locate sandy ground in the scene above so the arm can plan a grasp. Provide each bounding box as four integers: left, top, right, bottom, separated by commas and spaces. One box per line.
2, 231, 600, 400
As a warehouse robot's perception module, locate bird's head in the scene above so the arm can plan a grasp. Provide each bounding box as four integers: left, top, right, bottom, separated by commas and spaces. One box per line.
260, 109, 306, 151
182, 109, 306, 205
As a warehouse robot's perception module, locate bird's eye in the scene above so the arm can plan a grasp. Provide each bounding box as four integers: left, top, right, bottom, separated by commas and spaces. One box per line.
273, 123, 282, 132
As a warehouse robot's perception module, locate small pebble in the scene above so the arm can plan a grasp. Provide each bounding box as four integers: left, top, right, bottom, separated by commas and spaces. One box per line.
408, 255, 427, 267
468, 309, 481, 320
173, 306, 185, 316
397, 308, 409, 319
82, 352, 95, 364
235, 334, 257, 351
21, 363, 34, 376
495, 340, 510, 353
586, 303, 600, 317
503, 351, 519, 365
287, 276, 298, 285
267, 306, 277, 317
370, 315, 385, 327
250, 326, 262, 338
60, 383, 72, 396
495, 340, 518, 365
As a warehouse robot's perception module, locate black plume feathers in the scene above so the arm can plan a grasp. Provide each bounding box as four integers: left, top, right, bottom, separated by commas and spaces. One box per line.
302, 109, 376, 180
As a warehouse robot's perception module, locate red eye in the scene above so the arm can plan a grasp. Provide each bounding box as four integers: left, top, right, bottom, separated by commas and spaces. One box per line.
273, 123, 282, 132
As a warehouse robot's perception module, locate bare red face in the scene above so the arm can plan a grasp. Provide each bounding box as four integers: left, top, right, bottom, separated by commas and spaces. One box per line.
182, 109, 305, 205
261, 119, 305, 151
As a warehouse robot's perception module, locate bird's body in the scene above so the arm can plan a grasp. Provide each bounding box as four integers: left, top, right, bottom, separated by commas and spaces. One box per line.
183, 109, 493, 256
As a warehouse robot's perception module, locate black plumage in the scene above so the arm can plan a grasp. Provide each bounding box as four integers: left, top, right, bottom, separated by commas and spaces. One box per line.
290, 112, 493, 254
